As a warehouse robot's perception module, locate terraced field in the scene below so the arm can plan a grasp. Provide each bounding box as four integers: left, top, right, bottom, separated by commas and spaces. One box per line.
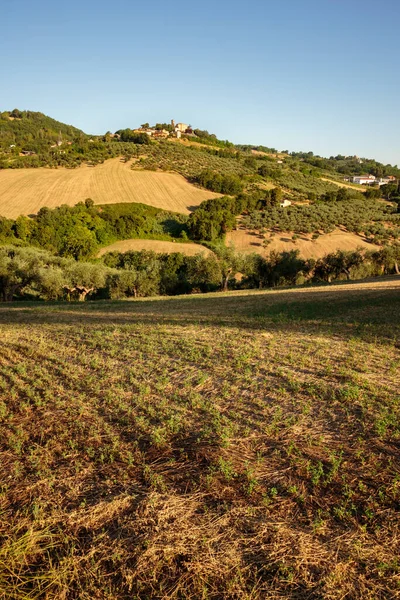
0, 158, 220, 218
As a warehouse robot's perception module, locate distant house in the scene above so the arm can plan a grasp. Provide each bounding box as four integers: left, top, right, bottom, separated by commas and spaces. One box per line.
280, 199, 291, 208
20, 150, 36, 156
377, 177, 397, 186
352, 174, 376, 185
153, 129, 170, 139
175, 122, 189, 133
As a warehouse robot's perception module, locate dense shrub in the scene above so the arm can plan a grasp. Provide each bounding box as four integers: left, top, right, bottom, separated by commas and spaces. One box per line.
195, 170, 244, 195
0, 201, 189, 259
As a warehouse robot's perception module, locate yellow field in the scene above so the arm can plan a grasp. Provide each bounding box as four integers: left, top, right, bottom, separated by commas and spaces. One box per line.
98, 239, 212, 257
321, 177, 366, 192
0, 158, 220, 218
226, 227, 378, 259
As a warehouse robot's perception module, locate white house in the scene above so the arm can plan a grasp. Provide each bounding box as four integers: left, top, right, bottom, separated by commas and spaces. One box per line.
376, 177, 395, 186
352, 175, 376, 185
280, 199, 291, 208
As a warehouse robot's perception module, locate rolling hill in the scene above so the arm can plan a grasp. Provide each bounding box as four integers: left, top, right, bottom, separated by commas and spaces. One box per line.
0, 109, 85, 147
0, 158, 220, 218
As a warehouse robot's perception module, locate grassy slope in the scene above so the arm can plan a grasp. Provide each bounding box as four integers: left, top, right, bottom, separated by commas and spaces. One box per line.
0, 158, 220, 218
1, 278, 400, 599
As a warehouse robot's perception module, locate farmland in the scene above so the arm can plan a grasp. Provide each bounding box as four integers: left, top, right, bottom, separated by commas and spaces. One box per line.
226, 227, 379, 259
0, 158, 220, 218
98, 238, 212, 257
1, 278, 399, 599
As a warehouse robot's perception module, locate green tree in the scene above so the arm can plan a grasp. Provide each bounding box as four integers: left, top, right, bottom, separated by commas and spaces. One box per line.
64, 261, 108, 301
271, 187, 283, 206
103, 250, 161, 297
314, 249, 364, 282
212, 245, 244, 291
186, 254, 221, 292
60, 225, 99, 260
0, 246, 55, 301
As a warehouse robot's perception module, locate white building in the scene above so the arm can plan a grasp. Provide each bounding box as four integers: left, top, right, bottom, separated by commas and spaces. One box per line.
280, 199, 291, 208
352, 175, 376, 185
376, 177, 393, 186
175, 122, 189, 133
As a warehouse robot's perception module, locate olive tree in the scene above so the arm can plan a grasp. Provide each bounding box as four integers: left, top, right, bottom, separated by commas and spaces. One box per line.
64, 261, 109, 301
0, 246, 59, 301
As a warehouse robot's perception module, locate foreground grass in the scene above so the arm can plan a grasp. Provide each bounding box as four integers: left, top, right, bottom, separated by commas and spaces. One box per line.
1, 279, 400, 599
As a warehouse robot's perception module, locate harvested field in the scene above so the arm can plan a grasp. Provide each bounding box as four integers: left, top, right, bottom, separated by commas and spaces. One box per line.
98, 238, 212, 257
226, 227, 378, 259
0, 158, 220, 218
0, 278, 400, 598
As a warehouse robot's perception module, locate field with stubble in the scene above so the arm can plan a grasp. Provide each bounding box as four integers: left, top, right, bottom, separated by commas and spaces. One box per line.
1, 278, 400, 599
97, 238, 212, 257
0, 158, 220, 218
227, 227, 378, 260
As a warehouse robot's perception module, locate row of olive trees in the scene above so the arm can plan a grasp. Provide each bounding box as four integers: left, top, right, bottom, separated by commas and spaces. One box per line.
0, 245, 244, 301
246, 246, 400, 288
1, 244, 399, 303
0, 246, 110, 302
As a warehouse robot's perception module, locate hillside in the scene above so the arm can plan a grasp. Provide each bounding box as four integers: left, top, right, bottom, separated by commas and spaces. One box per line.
0, 110, 399, 277
1, 279, 399, 599
0, 109, 85, 146
0, 158, 220, 218
226, 227, 379, 259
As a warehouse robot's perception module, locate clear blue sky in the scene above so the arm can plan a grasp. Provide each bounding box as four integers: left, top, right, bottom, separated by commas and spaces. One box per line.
2, 0, 399, 165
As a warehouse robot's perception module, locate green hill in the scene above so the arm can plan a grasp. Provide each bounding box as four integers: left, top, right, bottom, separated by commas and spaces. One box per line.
0, 109, 140, 169
0, 109, 85, 148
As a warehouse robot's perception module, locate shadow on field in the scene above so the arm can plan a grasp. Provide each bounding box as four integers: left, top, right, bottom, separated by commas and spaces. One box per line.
0, 279, 399, 342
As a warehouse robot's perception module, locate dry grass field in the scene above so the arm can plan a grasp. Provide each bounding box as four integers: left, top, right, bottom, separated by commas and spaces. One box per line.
1, 278, 400, 599
226, 227, 378, 259
0, 158, 220, 218
98, 239, 212, 257
320, 177, 366, 191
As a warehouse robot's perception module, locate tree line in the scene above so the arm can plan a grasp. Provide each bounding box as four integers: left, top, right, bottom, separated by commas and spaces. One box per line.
188, 189, 283, 241
2, 243, 399, 303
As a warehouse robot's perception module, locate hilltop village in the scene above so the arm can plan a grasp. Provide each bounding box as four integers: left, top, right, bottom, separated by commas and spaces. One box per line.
135, 119, 194, 139
109, 119, 200, 140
